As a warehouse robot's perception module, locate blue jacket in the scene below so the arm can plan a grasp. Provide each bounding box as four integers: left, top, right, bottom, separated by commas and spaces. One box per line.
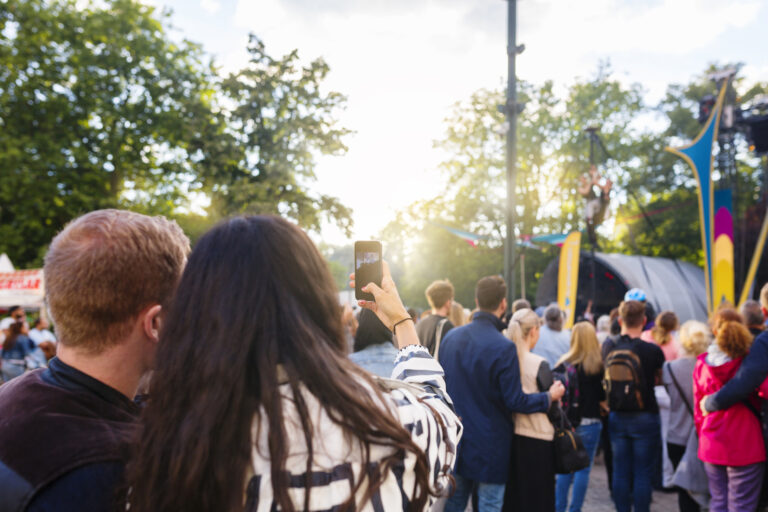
438, 311, 550, 483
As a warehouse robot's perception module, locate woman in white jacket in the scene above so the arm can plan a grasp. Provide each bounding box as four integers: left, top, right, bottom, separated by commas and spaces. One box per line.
127, 216, 462, 512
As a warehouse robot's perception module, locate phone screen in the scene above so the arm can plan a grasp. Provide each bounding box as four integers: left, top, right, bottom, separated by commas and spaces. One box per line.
354, 241, 382, 301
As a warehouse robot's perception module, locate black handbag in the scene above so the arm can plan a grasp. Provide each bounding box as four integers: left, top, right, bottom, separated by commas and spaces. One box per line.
552, 406, 590, 474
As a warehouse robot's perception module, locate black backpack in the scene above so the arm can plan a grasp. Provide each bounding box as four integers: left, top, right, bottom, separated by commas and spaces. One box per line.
603, 336, 645, 411
554, 362, 582, 427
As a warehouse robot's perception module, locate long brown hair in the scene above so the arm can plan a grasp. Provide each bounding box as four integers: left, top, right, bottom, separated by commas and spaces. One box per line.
3, 321, 24, 351
126, 216, 431, 511
556, 322, 603, 376
651, 311, 679, 346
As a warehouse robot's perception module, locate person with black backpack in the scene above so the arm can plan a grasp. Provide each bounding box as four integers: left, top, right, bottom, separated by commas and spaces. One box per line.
554, 322, 607, 512
601, 300, 665, 512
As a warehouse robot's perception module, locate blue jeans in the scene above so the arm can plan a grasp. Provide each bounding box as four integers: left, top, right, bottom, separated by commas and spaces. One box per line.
609, 411, 661, 512
444, 473, 505, 512
555, 420, 603, 512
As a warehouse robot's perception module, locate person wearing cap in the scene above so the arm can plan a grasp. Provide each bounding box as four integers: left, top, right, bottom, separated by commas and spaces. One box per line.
625, 288, 656, 330
532, 304, 571, 368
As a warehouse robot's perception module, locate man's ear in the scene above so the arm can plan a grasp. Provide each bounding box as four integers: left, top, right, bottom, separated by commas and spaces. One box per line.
142, 305, 163, 344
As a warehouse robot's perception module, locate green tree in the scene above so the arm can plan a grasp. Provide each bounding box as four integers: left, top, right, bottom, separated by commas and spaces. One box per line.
0, 3, 354, 267
0, 0, 214, 265
211, 36, 353, 235
382, 63, 768, 306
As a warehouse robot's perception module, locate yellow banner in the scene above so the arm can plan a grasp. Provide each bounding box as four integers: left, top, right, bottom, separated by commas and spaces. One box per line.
558, 232, 581, 329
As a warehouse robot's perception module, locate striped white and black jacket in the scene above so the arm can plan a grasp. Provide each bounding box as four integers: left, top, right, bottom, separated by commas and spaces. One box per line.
245, 345, 463, 511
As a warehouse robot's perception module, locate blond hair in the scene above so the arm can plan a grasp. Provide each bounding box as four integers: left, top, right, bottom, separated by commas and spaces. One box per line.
45, 209, 189, 353
425, 279, 454, 310
448, 301, 467, 327
678, 320, 710, 356
506, 307, 540, 364
761, 283, 768, 310
556, 321, 603, 376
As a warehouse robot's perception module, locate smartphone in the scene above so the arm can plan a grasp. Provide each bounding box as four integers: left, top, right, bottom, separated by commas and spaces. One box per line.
354, 241, 382, 301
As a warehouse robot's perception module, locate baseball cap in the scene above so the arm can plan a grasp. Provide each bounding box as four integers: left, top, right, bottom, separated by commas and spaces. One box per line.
624, 288, 647, 302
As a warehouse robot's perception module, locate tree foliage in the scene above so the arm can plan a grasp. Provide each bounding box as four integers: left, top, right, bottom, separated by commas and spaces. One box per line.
0, 1, 352, 267
383, 63, 768, 309
209, 36, 353, 233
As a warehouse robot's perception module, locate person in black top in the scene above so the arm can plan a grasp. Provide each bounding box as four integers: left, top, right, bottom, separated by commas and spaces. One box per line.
602, 300, 665, 512
416, 279, 455, 356
0, 210, 189, 511
554, 322, 606, 512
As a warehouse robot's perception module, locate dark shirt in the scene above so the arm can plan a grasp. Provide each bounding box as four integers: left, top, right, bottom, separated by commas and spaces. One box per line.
438, 311, 550, 483
602, 335, 665, 414
577, 365, 606, 420
0, 358, 139, 511
416, 314, 454, 356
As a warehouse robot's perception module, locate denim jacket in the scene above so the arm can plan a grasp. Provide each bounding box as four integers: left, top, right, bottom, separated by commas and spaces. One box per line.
349, 342, 399, 378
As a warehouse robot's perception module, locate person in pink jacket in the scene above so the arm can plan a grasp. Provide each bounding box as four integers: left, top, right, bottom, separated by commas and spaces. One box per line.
694, 309, 768, 512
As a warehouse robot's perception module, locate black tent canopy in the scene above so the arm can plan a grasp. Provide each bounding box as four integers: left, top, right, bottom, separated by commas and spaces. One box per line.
535, 252, 708, 323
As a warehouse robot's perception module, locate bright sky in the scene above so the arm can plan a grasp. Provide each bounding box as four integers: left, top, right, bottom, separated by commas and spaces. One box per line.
148, 0, 768, 244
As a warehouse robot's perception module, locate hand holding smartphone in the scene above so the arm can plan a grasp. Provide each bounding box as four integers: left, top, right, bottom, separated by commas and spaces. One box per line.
354, 241, 382, 301
349, 244, 418, 348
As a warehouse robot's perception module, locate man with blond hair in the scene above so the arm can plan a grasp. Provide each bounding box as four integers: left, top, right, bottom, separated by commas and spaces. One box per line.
0, 210, 189, 511
416, 279, 455, 356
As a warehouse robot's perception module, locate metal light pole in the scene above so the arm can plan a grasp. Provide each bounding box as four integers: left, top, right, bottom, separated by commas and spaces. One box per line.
503, 0, 519, 308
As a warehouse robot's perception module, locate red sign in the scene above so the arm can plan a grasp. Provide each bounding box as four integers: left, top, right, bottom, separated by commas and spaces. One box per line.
0, 270, 44, 293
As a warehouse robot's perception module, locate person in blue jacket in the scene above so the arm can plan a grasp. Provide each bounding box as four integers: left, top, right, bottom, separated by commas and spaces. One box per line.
440, 275, 565, 512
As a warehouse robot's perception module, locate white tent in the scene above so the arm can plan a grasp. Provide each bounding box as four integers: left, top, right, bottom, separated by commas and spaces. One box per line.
0, 253, 14, 273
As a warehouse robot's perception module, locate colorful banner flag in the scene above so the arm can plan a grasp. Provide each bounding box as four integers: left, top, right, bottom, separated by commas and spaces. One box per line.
531, 233, 570, 246
557, 232, 581, 329
713, 189, 734, 306
430, 222, 489, 248
665, 81, 727, 313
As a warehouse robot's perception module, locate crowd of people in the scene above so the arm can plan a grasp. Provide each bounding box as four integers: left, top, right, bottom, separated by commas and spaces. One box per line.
347, 275, 768, 512
0, 208, 768, 512
0, 306, 56, 382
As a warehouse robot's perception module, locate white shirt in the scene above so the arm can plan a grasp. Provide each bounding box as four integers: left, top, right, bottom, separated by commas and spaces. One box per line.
247, 345, 462, 511
28, 328, 56, 346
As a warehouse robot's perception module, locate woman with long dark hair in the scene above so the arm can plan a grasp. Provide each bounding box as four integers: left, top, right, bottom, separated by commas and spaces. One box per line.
126, 216, 461, 512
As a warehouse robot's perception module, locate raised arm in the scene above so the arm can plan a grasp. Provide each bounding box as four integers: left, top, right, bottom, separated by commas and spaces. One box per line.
350, 263, 462, 498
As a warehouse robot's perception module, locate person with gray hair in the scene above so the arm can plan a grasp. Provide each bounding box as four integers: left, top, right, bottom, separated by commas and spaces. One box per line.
741, 299, 765, 337
532, 304, 572, 367
596, 315, 611, 344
